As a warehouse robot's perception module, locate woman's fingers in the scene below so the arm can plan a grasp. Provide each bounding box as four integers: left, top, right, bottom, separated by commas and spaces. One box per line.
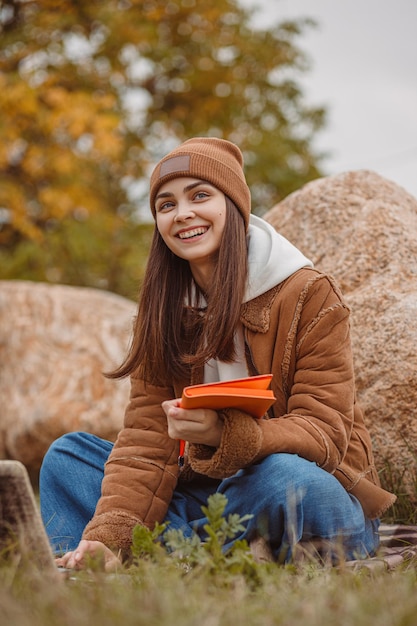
162, 401, 223, 447
55, 540, 121, 572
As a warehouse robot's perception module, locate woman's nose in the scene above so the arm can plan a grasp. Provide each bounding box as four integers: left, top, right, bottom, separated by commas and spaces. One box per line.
174, 202, 195, 221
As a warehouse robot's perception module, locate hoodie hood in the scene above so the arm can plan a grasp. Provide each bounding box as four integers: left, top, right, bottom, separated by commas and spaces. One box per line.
244, 214, 313, 303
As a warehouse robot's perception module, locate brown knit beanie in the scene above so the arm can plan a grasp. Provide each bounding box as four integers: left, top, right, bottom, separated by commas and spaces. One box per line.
149, 137, 251, 229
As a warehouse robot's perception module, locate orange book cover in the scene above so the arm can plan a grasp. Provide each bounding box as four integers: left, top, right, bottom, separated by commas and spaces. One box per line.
180, 374, 276, 419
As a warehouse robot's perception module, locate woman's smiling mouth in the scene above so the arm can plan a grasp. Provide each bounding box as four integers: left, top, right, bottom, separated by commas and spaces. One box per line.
177, 226, 209, 239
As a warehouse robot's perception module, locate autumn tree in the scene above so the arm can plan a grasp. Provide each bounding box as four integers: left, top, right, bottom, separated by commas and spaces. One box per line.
0, 0, 325, 297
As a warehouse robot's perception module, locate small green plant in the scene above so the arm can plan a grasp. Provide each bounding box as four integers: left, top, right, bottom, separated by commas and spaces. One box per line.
131, 522, 169, 562
130, 493, 264, 584
165, 493, 253, 568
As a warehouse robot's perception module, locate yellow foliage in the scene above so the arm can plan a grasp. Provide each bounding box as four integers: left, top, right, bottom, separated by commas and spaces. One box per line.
92, 114, 123, 159
1, 181, 43, 241
21, 145, 47, 178
0, 146, 9, 170
0, 0, 324, 295
42, 87, 69, 108
49, 151, 77, 176
38, 187, 74, 219
0, 80, 39, 122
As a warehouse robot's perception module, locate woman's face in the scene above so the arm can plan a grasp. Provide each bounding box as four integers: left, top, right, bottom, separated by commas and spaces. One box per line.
155, 177, 227, 288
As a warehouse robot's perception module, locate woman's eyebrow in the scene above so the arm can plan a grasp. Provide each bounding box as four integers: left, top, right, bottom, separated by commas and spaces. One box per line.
155, 190, 174, 201
155, 180, 213, 201
183, 180, 212, 192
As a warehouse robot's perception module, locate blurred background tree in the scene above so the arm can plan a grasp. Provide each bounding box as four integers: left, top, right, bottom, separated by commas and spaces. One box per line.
0, 0, 325, 299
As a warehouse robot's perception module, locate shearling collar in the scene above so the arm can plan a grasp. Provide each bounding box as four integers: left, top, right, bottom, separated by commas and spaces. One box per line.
240, 284, 282, 333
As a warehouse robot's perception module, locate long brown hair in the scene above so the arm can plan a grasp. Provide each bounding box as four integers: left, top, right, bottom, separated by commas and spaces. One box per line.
107, 197, 248, 385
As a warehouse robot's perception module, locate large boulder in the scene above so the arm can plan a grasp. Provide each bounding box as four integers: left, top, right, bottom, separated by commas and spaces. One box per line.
264, 170, 417, 494
0, 281, 135, 478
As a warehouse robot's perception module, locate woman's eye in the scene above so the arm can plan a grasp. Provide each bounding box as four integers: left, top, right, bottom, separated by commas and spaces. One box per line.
158, 201, 175, 212
194, 191, 209, 200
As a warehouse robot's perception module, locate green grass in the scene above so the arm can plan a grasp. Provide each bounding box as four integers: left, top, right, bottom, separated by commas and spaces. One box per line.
2, 556, 417, 626
3, 463, 417, 626
379, 453, 417, 526
2, 491, 417, 626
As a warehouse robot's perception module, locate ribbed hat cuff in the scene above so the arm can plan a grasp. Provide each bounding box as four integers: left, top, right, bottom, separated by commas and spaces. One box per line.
150, 152, 250, 229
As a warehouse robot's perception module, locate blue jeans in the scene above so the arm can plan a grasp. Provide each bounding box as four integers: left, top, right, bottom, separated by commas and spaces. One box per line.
39, 432, 380, 562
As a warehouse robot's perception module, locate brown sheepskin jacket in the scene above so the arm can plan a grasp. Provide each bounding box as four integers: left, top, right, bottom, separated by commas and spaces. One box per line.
83, 268, 396, 552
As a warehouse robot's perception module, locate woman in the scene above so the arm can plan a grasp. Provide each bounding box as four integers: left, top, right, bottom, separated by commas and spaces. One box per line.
40, 137, 396, 570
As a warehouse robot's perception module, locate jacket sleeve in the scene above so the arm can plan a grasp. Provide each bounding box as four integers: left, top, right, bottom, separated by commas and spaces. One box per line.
189, 275, 355, 478
82, 377, 180, 554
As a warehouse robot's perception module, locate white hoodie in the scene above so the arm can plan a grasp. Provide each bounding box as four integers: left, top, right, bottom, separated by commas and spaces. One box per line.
204, 214, 313, 383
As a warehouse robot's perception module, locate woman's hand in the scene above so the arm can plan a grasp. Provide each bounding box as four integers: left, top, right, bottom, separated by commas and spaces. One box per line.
55, 540, 122, 572
162, 399, 224, 448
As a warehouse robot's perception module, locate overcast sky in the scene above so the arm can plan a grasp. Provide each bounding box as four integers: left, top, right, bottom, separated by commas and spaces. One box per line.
239, 0, 417, 199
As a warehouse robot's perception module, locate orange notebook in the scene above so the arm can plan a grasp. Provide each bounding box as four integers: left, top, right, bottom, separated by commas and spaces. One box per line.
180, 374, 276, 419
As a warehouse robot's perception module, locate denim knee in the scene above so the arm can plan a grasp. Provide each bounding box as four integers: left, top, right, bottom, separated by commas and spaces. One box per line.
223, 453, 325, 502
41, 431, 112, 476
41, 432, 81, 479
220, 453, 367, 542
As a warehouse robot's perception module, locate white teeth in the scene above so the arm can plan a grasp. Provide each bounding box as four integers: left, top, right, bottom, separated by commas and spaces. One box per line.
178, 227, 208, 239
